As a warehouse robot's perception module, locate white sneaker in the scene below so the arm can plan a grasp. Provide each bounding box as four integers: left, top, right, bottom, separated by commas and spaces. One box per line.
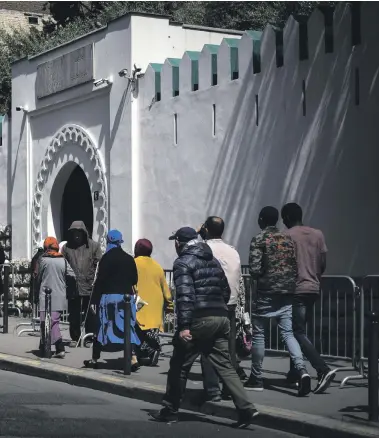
54, 351, 65, 359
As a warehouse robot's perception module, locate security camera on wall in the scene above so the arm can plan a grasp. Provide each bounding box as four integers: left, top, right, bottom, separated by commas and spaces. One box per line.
118, 69, 128, 78
93, 78, 106, 87
15, 106, 28, 112
93, 78, 112, 87
133, 64, 142, 73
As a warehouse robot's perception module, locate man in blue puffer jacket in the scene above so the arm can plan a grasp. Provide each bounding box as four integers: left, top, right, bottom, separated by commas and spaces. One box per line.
149, 227, 258, 428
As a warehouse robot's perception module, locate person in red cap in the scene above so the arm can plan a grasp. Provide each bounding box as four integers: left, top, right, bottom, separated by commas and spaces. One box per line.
149, 227, 258, 428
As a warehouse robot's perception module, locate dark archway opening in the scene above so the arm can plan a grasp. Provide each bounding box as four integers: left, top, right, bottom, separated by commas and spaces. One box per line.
61, 165, 93, 241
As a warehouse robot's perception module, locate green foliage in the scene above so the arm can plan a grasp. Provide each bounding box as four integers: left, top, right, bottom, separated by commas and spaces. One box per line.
0, 1, 338, 114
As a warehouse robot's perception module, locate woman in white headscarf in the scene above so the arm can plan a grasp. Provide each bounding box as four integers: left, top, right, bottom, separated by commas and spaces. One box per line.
59, 241, 67, 253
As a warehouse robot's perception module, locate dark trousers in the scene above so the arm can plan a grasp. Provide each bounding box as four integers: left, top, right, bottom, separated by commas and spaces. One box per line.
289, 294, 329, 375
68, 296, 95, 342
163, 315, 253, 413
201, 305, 237, 396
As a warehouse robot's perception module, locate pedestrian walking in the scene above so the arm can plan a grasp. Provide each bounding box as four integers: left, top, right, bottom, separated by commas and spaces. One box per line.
29, 241, 44, 305
84, 230, 140, 370
198, 216, 247, 402
61, 221, 102, 344
281, 203, 336, 393
149, 227, 258, 428
36, 237, 76, 358
134, 238, 173, 366
245, 206, 311, 397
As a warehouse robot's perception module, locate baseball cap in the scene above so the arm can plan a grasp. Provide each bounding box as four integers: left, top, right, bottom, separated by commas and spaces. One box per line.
169, 227, 198, 243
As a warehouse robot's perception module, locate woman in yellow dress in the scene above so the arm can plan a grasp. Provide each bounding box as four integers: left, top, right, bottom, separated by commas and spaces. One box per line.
134, 239, 173, 366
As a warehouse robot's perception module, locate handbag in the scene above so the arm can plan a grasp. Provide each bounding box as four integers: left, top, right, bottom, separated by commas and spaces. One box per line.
236, 322, 253, 358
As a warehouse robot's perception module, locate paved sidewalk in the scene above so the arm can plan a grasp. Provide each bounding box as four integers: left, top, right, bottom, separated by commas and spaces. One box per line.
0, 317, 377, 437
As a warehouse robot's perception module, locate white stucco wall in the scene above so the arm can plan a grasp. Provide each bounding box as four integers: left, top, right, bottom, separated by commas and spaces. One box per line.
9, 13, 244, 259
0, 115, 10, 226
11, 15, 133, 258
9, 6, 379, 275
130, 15, 242, 70
138, 3, 379, 276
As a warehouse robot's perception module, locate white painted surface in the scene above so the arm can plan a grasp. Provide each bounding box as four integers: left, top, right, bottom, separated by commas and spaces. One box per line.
0, 115, 10, 226
7, 6, 379, 278
138, 3, 379, 275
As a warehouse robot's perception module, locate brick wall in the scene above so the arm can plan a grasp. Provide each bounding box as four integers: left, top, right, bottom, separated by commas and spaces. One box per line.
0, 8, 49, 33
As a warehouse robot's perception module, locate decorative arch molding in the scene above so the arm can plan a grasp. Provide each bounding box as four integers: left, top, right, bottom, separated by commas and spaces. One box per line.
32, 124, 108, 251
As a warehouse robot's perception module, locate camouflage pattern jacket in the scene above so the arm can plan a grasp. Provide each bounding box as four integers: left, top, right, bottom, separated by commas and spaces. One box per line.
249, 226, 297, 295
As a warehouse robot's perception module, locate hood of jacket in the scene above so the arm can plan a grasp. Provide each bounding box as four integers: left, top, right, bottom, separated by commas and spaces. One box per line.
67, 221, 89, 248
68, 221, 89, 236
180, 240, 213, 261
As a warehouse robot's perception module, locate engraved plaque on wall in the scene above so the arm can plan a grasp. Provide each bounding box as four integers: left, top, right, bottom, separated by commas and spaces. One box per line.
36, 44, 94, 99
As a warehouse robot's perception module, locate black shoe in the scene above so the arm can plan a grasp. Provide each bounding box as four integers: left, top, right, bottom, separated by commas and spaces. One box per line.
151, 350, 160, 367
286, 370, 299, 389
233, 408, 259, 429
83, 359, 98, 369
313, 369, 336, 394
237, 367, 248, 381
221, 390, 232, 401
298, 369, 311, 397
149, 407, 178, 423
244, 376, 264, 392
208, 394, 222, 402
286, 370, 298, 384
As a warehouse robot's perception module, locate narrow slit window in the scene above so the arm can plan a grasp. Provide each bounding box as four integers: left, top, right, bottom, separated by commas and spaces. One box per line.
174, 113, 178, 145
355, 68, 360, 106
302, 80, 306, 116
212, 104, 216, 137
255, 95, 259, 126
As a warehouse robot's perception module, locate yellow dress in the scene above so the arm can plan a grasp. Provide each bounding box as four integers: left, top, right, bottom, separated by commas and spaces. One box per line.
135, 256, 173, 331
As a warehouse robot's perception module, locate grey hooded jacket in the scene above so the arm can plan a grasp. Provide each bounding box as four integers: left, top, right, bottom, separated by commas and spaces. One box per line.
61, 221, 102, 297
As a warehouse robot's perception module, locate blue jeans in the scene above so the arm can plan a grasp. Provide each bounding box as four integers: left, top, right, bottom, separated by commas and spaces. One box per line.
251, 295, 306, 383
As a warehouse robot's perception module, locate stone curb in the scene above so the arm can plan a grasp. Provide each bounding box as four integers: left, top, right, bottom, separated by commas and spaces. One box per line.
0, 352, 377, 438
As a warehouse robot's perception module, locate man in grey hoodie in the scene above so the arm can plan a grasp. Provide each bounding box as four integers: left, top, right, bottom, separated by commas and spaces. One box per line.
61, 221, 102, 343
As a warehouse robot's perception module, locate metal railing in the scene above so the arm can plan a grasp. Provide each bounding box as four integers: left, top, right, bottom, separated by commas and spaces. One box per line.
243, 274, 358, 358
339, 275, 379, 387
163, 270, 361, 382
0, 263, 20, 315
15, 303, 70, 337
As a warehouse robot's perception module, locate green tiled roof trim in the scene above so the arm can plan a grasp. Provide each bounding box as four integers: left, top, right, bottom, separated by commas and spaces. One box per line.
167, 58, 180, 96
150, 63, 163, 99
204, 45, 219, 86
224, 38, 239, 79
246, 30, 262, 73
185, 51, 200, 91
0, 115, 4, 146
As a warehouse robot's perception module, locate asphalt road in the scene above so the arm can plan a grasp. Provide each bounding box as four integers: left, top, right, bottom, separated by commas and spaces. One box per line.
0, 370, 303, 438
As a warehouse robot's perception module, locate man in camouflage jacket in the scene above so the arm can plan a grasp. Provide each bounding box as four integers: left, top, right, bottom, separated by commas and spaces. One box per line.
244, 206, 311, 397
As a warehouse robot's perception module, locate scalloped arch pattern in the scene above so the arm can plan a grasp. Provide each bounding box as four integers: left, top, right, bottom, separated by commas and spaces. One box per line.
32, 125, 108, 251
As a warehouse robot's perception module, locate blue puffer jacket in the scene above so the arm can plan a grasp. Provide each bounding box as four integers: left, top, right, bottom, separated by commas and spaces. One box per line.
173, 240, 231, 330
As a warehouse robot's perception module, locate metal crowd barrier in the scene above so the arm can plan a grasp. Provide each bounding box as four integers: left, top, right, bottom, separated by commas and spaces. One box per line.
339, 275, 379, 387
15, 302, 70, 336
244, 274, 359, 380
162, 270, 360, 383
0, 263, 18, 310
